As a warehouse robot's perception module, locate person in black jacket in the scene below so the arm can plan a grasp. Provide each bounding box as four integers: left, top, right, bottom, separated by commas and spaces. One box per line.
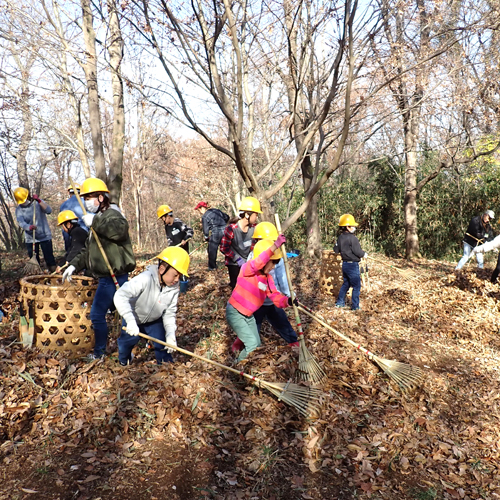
157, 204, 194, 253
55, 210, 88, 273
334, 214, 367, 311
456, 210, 495, 270
194, 201, 229, 270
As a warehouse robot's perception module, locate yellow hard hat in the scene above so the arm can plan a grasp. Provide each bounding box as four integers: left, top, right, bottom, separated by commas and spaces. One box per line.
238, 196, 262, 214
253, 221, 278, 240
58, 210, 78, 225
339, 214, 358, 227
253, 239, 283, 261
156, 247, 190, 277
67, 183, 81, 193
80, 178, 109, 196
157, 205, 173, 219
13, 187, 29, 205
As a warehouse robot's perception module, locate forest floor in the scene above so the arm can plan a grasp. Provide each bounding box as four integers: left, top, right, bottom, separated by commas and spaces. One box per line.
1, 250, 500, 499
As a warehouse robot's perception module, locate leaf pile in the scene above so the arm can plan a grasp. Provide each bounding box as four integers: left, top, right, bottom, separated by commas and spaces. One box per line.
1, 254, 500, 499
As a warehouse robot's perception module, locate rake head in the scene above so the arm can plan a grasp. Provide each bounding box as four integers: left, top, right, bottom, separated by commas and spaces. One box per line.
397, 267, 419, 281
373, 356, 424, 390
23, 256, 42, 276
297, 336, 326, 384
264, 380, 323, 417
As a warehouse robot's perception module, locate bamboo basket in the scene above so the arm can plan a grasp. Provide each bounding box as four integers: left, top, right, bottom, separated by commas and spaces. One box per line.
19, 275, 97, 356
319, 250, 343, 296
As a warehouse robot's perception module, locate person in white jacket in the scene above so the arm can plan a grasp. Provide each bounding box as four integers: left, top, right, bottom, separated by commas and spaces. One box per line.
471, 235, 500, 283
113, 247, 190, 366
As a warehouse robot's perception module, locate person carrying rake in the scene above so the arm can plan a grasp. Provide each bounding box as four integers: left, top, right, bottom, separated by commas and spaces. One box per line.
334, 214, 367, 311
226, 235, 298, 361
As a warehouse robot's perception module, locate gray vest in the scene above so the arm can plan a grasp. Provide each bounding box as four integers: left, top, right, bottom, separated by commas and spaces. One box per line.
230, 224, 255, 265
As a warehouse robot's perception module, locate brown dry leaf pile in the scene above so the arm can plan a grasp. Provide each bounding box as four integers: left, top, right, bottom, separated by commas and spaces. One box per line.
1, 254, 500, 499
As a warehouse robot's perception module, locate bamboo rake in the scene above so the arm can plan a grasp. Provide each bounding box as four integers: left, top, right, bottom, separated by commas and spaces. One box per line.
189, 241, 208, 256
367, 256, 418, 281
136, 331, 323, 416
297, 301, 424, 390
23, 202, 42, 276
274, 214, 325, 384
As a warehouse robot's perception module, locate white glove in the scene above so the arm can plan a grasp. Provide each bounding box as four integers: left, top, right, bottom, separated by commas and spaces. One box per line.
62, 265, 76, 283
364, 252, 368, 258
125, 321, 140, 336
165, 332, 177, 353
471, 247, 480, 255
82, 213, 95, 227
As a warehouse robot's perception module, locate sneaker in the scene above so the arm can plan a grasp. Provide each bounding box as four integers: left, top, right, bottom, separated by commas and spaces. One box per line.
86, 353, 105, 361
335, 304, 345, 308
289, 341, 300, 347
231, 338, 245, 354
119, 353, 134, 366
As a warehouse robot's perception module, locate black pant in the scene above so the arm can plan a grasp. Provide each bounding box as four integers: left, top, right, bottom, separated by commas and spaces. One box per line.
26, 240, 56, 267
208, 228, 225, 269
492, 254, 500, 283
228, 265, 240, 289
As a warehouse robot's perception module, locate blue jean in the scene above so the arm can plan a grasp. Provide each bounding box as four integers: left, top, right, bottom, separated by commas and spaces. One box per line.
208, 228, 225, 269
253, 304, 297, 343
336, 262, 361, 310
26, 239, 56, 267
118, 317, 173, 365
456, 242, 483, 269
91, 274, 129, 356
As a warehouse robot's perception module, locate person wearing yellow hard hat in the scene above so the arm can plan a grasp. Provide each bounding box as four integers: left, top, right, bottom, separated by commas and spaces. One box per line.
59, 182, 87, 252
113, 247, 190, 366
334, 214, 367, 311
62, 177, 136, 360
55, 210, 88, 273
157, 204, 194, 253
220, 196, 262, 289
230, 222, 299, 354
14, 186, 57, 272
226, 235, 297, 361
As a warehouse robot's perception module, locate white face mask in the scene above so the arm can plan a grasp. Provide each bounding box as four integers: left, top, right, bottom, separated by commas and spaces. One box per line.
85, 199, 99, 213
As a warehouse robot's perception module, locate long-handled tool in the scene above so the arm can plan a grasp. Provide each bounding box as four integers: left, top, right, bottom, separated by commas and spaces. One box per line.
19, 301, 30, 347
189, 241, 208, 256
23, 202, 42, 276
28, 300, 35, 348
367, 256, 418, 281
297, 301, 424, 390
274, 214, 325, 384
363, 257, 371, 290
136, 331, 323, 416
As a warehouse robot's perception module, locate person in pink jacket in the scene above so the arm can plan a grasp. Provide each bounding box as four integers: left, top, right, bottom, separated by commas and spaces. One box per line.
226, 235, 297, 361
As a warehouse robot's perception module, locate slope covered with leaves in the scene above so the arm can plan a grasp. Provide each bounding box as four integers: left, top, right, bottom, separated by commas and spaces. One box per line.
1, 254, 500, 499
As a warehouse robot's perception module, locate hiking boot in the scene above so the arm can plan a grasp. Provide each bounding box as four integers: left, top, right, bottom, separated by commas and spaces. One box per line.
289, 342, 300, 347
119, 353, 134, 366
231, 338, 244, 354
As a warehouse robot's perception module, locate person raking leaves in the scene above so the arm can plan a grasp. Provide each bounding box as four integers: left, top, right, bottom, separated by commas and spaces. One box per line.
455, 210, 495, 270
220, 196, 261, 289
468, 229, 500, 283
55, 210, 88, 273
226, 235, 298, 362
334, 214, 367, 311
62, 178, 136, 360
113, 247, 190, 366
231, 221, 299, 354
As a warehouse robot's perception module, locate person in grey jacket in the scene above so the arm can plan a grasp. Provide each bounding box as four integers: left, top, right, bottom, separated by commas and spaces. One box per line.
14, 186, 57, 272
113, 247, 190, 366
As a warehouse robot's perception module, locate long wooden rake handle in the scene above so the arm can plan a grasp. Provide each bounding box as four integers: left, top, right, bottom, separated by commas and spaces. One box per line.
69, 177, 120, 291
32, 202, 36, 254
274, 214, 304, 340
297, 301, 376, 359
189, 241, 208, 256
135, 331, 286, 392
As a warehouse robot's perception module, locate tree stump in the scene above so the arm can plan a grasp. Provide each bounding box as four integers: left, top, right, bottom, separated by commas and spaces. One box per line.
19, 275, 97, 357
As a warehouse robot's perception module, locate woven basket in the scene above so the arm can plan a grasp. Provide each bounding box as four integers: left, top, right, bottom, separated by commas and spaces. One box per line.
319, 250, 343, 296
19, 275, 97, 356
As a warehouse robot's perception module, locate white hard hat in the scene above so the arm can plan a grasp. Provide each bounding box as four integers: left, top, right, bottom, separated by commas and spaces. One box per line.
485, 210, 495, 220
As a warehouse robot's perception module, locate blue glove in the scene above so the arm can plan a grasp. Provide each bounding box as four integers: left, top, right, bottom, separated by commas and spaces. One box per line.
236, 257, 246, 267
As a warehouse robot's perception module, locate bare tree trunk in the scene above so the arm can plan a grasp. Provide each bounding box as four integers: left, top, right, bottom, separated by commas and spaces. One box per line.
404, 148, 419, 258
106, 0, 125, 202
81, 0, 106, 179
301, 156, 322, 257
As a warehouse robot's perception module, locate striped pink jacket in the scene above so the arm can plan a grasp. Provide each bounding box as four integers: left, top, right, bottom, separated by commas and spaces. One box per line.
228, 248, 289, 316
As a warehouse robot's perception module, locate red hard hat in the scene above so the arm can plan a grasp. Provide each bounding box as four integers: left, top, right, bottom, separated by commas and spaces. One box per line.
194, 201, 208, 210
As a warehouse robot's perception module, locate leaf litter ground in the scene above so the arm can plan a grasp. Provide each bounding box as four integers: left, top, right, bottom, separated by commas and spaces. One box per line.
1, 253, 500, 499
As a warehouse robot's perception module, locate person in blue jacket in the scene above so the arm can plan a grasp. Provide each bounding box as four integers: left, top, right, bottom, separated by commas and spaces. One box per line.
14, 187, 57, 272
59, 184, 88, 251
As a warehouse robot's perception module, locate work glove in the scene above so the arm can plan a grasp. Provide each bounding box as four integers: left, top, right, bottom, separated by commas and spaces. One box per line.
82, 213, 95, 227
62, 265, 76, 283
364, 252, 369, 258
125, 321, 140, 336
28, 225, 37, 231
165, 332, 177, 353
236, 257, 246, 267
32, 194, 41, 203
275, 234, 287, 247
288, 296, 299, 307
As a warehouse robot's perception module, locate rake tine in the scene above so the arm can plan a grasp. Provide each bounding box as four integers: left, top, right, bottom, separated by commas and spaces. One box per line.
297, 302, 424, 390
